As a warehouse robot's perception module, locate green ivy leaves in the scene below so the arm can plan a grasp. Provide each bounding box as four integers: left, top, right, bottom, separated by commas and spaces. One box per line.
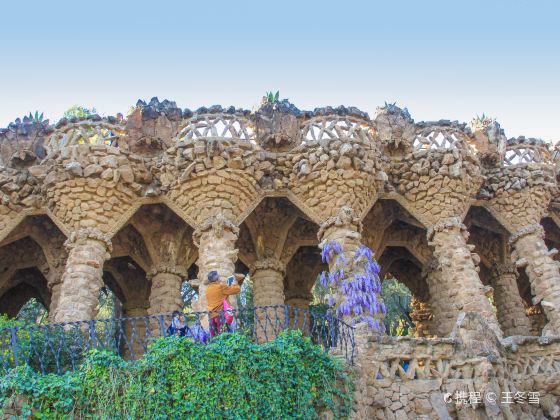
0, 331, 352, 419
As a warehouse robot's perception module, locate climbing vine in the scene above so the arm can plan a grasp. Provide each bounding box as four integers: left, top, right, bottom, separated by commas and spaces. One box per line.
320, 241, 386, 332
0, 330, 353, 419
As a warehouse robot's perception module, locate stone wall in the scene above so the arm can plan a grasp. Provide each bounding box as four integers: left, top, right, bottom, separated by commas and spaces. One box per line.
351, 313, 560, 419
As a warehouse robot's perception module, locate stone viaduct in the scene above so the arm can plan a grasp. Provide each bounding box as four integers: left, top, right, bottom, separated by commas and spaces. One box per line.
0, 97, 559, 341
4, 97, 560, 417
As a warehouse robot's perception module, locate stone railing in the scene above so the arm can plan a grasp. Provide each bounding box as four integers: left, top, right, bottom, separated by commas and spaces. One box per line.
503, 137, 552, 166
351, 313, 560, 418
300, 115, 374, 143
46, 119, 126, 155
175, 112, 256, 144
412, 122, 475, 152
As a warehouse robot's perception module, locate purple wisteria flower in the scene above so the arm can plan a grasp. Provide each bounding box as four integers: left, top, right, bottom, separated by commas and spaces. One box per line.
319, 240, 385, 332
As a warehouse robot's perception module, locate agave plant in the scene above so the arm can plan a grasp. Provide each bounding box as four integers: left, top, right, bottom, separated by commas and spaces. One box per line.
264, 91, 280, 103
27, 111, 45, 122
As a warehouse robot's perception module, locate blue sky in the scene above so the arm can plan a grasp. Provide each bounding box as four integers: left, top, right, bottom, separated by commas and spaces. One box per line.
1, 0, 558, 141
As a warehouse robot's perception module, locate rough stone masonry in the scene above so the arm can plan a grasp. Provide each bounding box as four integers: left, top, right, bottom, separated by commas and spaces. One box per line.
1, 97, 560, 418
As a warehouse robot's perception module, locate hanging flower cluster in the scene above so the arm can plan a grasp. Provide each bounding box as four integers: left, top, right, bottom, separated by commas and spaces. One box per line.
319, 240, 385, 332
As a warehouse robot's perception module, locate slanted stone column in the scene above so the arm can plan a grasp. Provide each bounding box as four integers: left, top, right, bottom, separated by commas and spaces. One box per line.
251, 258, 286, 342
510, 224, 560, 335
193, 213, 239, 327
54, 229, 112, 323
147, 265, 186, 315
490, 263, 531, 336
318, 206, 362, 263
317, 206, 362, 311
427, 217, 502, 337
423, 259, 456, 336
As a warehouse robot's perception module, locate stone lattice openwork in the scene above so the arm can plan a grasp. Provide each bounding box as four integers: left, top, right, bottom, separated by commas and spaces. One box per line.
175, 113, 256, 143
46, 120, 126, 154
300, 116, 374, 142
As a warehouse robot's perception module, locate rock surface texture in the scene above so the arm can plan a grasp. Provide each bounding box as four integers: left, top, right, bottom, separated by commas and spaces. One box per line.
1, 99, 560, 417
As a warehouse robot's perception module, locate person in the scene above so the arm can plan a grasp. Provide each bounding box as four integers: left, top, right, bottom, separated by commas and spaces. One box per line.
206, 270, 242, 337
167, 311, 186, 337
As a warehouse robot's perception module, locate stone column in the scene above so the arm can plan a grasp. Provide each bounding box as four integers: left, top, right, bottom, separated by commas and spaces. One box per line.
427, 217, 502, 337
54, 229, 112, 323
317, 206, 362, 264
193, 213, 239, 328
510, 224, 560, 335
147, 266, 185, 316
409, 297, 434, 338
317, 206, 362, 315
423, 259, 456, 336
251, 258, 286, 342
317, 206, 385, 330
285, 293, 312, 333
47, 281, 62, 322
122, 304, 149, 359
490, 263, 531, 336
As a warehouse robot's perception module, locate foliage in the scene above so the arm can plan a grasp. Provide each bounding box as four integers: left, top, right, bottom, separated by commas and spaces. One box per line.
0, 331, 353, 419
311, 274, 329, 305
16, 298, 48, 325
26, 111, 46, 123
97, 287, 118, 319
62, 105, 97, 120
235, 275, 254, 336
264, 91, 280, 103
381, 278, 413, 336
319, 241, 385, 332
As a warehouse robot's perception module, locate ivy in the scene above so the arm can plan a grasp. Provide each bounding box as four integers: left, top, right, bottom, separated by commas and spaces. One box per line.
0, 330, 353, 419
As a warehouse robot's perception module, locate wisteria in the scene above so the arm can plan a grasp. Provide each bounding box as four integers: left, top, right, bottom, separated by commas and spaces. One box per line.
320, 240, 386, 332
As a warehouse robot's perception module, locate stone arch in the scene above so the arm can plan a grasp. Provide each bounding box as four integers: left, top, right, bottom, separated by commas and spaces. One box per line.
284, 246, 326, 308
378, 246, 427, 301
542, 216, 560, 257
465, 206, 532, 336
236, 196, 321, 316
0, 267, 50, 318
0, 234, 58, 316
362, 199, 429, 259
112, 203, 198, 316
103, 256, 150, 316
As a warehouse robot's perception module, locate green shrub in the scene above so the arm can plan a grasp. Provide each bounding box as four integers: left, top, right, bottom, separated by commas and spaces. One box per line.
0, 330, 353, 419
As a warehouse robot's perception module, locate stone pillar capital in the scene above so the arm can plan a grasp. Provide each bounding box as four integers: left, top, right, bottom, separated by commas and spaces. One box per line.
317, 205, 362, 243
250, 258, 286, 277
491, 262, 517, 278
509, 223, 545, 245
64, 228, 113, 252
193, 213, 239, 247
146, 264, 187, 281
426, 216, 465, 241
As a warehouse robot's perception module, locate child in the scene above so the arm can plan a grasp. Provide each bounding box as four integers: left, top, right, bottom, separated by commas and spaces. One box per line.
168, 311, 186, 337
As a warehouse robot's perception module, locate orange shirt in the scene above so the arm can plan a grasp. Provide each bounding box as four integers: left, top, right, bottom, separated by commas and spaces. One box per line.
206, 282, 241, 315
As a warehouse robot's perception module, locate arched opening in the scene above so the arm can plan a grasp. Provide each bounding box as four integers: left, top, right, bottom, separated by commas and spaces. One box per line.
378, 246, 428, 337
0, 267, 50, 320
362, 199, 431, 337
465, 206, 532, 336
113, 203, 197, 316
237, 197, 321, 308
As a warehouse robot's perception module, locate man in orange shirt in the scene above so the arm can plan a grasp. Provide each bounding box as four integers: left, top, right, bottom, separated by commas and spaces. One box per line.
206, 270, 242, 337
